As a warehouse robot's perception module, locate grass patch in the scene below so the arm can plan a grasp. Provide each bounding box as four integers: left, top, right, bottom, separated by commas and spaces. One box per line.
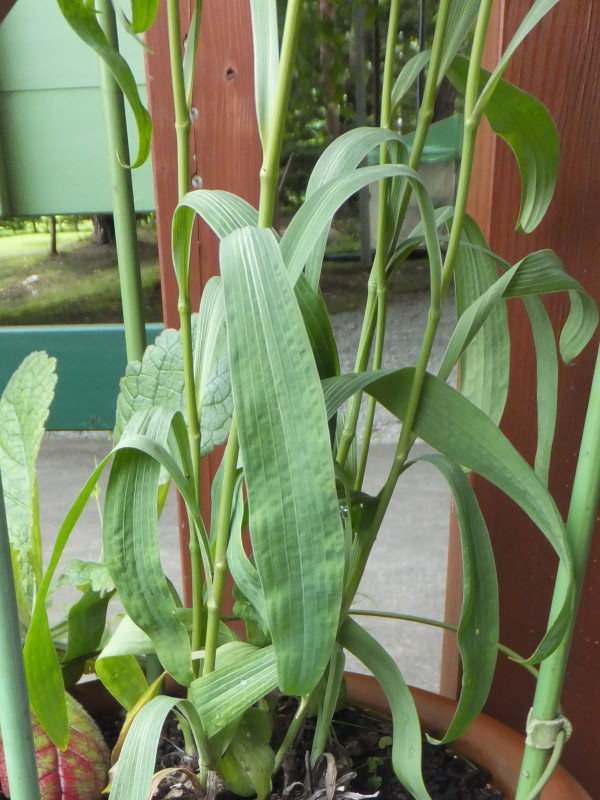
0, 228, 162, 326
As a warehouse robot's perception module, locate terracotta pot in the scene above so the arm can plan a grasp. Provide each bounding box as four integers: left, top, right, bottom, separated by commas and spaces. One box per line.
345, 672, 592, 800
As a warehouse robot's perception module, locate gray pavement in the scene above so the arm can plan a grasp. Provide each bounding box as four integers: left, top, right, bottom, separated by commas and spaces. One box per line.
38, 432, 451, 694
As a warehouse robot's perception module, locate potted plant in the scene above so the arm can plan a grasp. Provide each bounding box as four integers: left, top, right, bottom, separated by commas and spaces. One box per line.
1, 0, 599, 798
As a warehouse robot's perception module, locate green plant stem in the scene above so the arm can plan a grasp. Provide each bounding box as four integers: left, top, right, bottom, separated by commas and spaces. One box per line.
165, 0, 205, 659
0, 474, 42, 800
96, 0, 146, 362
350, 609, 540, 680
343, 0, 493, 615
203, 418, 239, 676
258, 0, 303, 229
338, 0, 451, 479
166, 0, 192, 198
440, 0, 493, 296
273, 695, 310, 774
515, 341, 600, 798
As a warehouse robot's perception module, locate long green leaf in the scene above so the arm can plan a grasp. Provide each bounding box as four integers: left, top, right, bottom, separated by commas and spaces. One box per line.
280, 164, 443, 290
339, 618, 430, 800
191, 644, 278, 737
416, 455, 498, 744
323, 368, 573, 663
473, 0, 562, 118
445, 216, 509, 425
249, 0, 280, 149
56, 0, 152, 168
221, 227, 344, 695
103, 410, 195, 687
25, 456, 112, 748
438, 0, 480, 77
109, 696, 207, 800
448, 56, 559, 233
391, 50, 432, 113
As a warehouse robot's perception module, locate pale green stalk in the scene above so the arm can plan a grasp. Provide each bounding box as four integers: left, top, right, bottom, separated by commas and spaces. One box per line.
515, 341, 600, 797
202, 418, 239, 676
164, 0, 205, 658
166, 0, 192, 198
339, 0, 452, 479
258, 0, 304, 229
350, 609, 540, 680
96, 0, 146, 362
342, 0, 456, 610
0, 474, 41, 800
273, 695, 311, 773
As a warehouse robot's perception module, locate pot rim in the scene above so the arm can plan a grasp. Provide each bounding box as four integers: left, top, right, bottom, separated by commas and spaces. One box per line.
345, 672, 592, 800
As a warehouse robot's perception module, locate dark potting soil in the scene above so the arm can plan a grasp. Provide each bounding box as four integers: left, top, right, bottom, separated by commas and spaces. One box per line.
97, 697, 504, 800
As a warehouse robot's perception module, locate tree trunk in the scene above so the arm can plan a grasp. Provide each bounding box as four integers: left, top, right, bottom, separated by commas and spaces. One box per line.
91, 214, 115, 245
49, 215, 57, 255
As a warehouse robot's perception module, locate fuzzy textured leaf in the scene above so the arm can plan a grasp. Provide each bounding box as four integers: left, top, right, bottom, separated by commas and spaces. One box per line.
0, 353, 56, 612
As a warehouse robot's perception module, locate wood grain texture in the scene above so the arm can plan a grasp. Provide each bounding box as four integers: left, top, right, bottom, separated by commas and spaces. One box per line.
442, 2, 600, 794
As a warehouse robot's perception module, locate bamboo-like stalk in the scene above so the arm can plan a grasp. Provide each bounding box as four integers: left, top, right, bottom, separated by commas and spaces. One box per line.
95, 0, 146, 363
0, 473, 41, 800
515, 340, 600, 797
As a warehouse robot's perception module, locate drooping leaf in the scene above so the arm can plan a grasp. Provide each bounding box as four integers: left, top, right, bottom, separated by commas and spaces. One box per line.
339, 618, 430, 800
325, 368, 573, 663
108, 696, 207, 800
416, 455, 498, 744
221, 227, 344, 696
0, 352, 56, 613
448, 55, 559, 233
280, 164, 443, 292
103, 409, 195, 687
56, 0, 152, 168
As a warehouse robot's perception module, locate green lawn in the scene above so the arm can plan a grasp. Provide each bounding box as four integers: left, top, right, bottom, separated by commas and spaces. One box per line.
0, 228, 163, 326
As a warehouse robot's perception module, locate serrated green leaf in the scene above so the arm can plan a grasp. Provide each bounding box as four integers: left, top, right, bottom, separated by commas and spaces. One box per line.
416, 455, 498, 744
56, 0, 151, 167
221, 227, 344, 695
54, 558, 115, 597
0, 352, 56, 612
339, 618, 430, 800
